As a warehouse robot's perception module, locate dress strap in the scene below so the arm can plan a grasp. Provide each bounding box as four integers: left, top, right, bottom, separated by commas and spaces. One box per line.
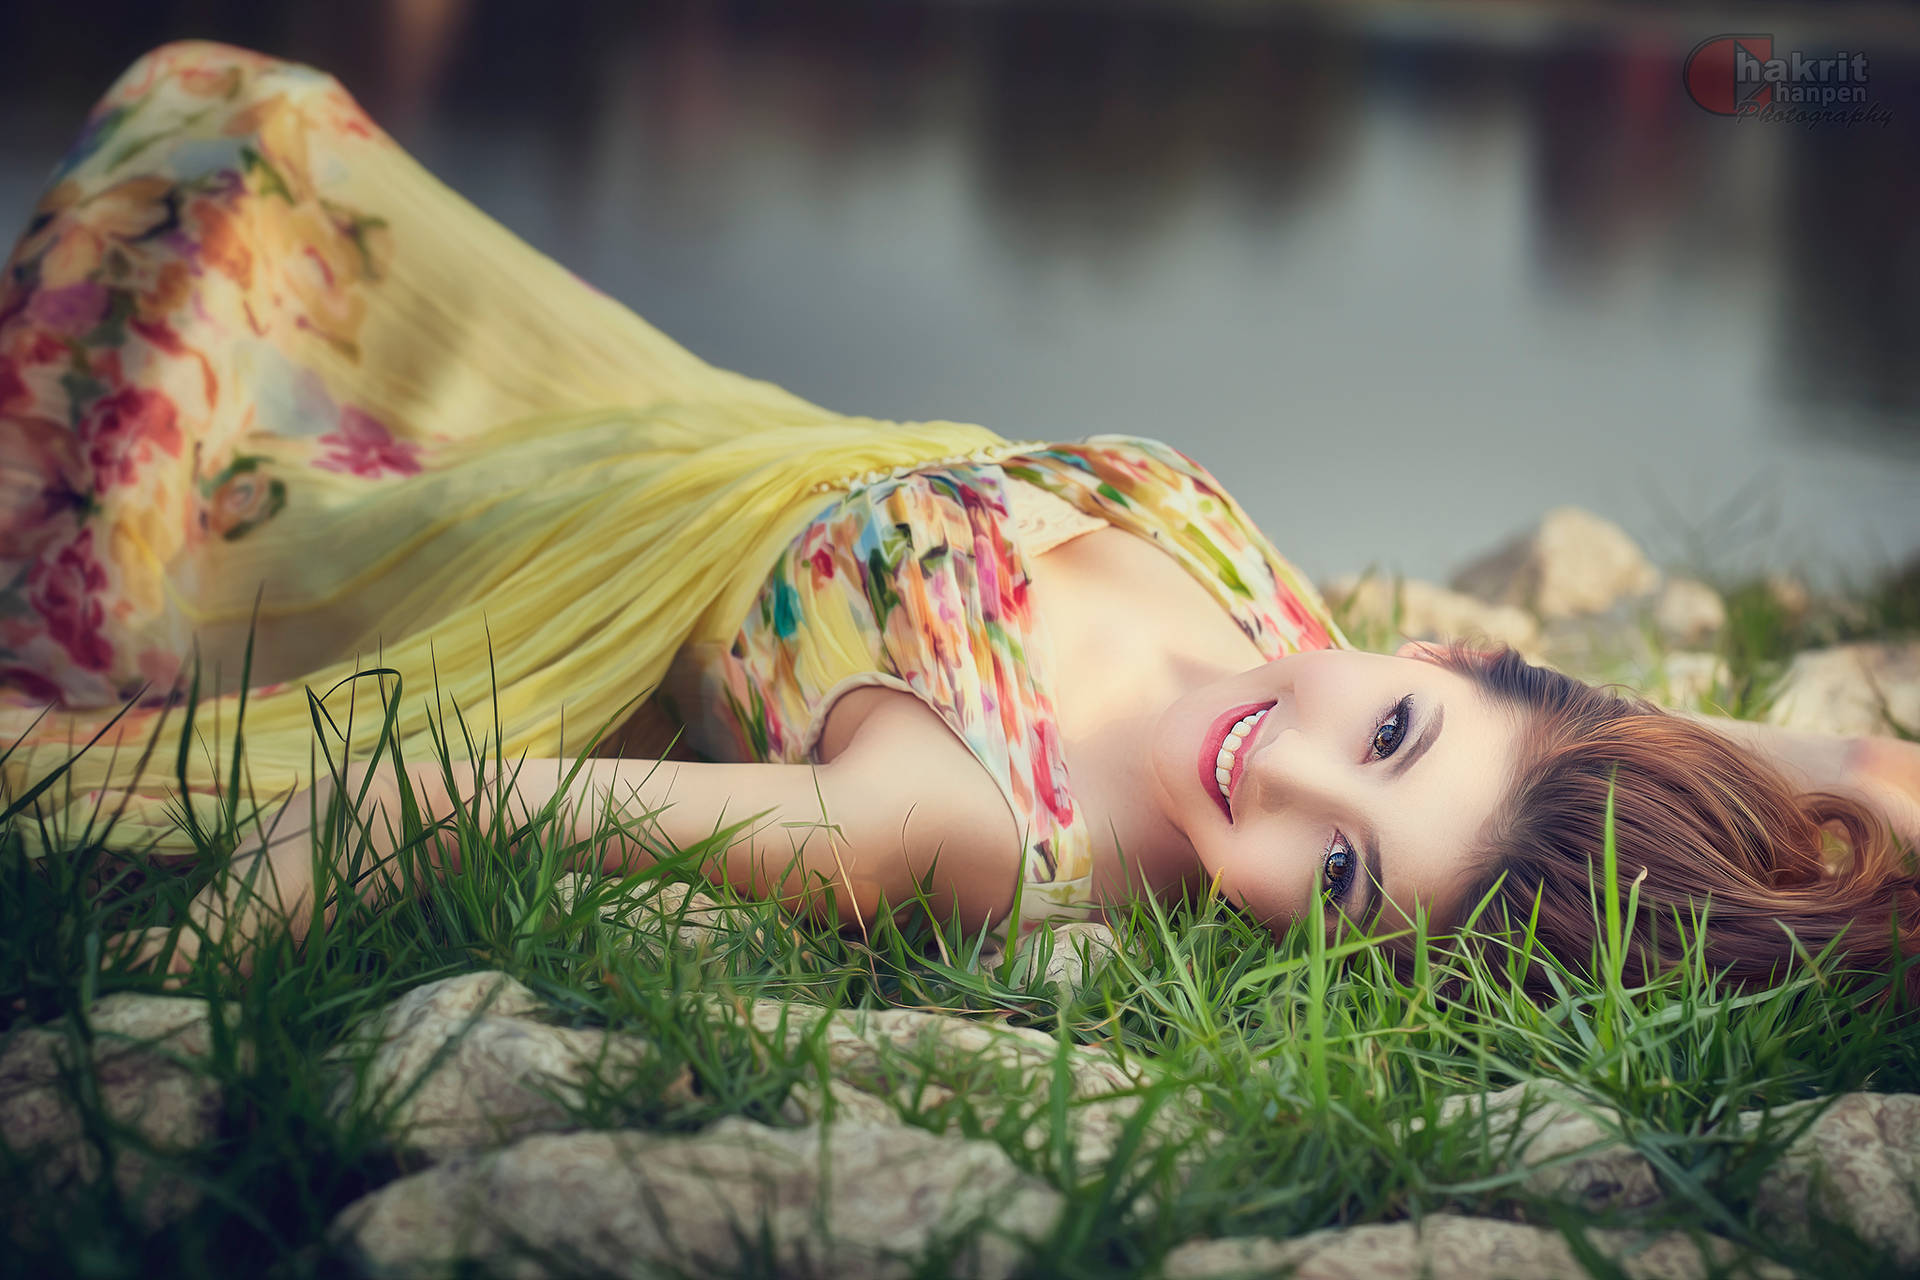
1000, 435, 1348, 658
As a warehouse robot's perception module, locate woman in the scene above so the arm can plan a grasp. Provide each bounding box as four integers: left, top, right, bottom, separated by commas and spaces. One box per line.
5, 44, 1917, 995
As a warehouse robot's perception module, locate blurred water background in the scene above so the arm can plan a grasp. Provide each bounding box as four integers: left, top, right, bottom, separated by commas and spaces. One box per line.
2, 0, 1916, 587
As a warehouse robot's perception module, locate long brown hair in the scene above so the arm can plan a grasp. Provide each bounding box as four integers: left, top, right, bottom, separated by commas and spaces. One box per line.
1435, 646, 1919, 1005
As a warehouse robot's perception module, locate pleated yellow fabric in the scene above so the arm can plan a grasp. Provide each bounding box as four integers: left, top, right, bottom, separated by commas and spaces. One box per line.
0, 42, 1019, 855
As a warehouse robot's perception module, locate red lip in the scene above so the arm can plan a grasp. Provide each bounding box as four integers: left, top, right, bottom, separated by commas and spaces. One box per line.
1199, 700, 1277, 823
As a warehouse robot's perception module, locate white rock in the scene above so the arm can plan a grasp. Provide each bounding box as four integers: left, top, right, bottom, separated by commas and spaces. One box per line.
1653, 577, 1727, 646
331, 1119, 1062, 1280
329, 972, 677, 1160
1163, 1214, 1792, 1280
551, 873, 753, 955
0, 995, 235, 1230
1767, 572, 1812, 619
1409, 1083, 1920, 1270
1426, 1080, 1660, 1211
1657, 651, 1732, 709
737, 1000, 1165, 1173
1765, 642, 1920, 737
1735, 1092, 1920, 1269
1451, 507, 1662, 619
1325, 575, 1540, 651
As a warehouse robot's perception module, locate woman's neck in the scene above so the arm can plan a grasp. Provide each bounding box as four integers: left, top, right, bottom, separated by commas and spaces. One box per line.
1027, 527, 1265, 905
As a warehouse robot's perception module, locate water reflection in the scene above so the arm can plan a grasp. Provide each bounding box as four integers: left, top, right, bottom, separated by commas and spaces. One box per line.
1, 0, 1915, 582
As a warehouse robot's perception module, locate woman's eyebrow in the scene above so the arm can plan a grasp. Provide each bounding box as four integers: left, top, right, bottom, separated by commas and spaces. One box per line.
1387, 701, 1444, 781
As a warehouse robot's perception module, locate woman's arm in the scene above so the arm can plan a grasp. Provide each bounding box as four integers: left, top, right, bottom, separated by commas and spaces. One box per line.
1689, 714, 1920, 847
145, 694, 1022, 973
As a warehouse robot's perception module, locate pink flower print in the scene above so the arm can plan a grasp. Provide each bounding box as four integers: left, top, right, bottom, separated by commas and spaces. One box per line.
29, 526, 113, 672
314, 407, 421, 480
1280, 587, 1333, 652
0, 355, 28, 415
25, 282, 109, 338
1029, 715, 1076, 827
809, 547, 836, 583
0, 664, 65, 705
0, 415, 85, 562
83, 387, 183, 490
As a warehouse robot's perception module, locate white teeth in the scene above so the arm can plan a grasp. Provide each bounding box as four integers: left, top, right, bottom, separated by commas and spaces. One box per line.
1215, 708, 1270, 805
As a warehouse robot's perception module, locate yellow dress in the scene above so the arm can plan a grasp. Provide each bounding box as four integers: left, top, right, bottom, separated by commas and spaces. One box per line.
0, 42, 1349, 893
0, 41, 1014, 854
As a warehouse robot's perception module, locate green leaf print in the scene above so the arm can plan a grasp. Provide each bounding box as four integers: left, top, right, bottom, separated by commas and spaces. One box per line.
0, 562, 35, 618
323, 201, 391, 280
241, 146, 294, 202
201, 455, 289, 542
1095, 481, 1131, 507
59, 369, 106, 427
1183, 523, 1251, 597
81, 288, 136, 348
864, 547, 902, 628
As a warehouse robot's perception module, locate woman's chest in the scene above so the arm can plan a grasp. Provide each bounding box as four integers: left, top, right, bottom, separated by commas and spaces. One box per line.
1026, 525, 1266, 736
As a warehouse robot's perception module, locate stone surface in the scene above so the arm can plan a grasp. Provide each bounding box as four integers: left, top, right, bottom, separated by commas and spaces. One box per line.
994, 921, 1123, 994
1162, 1215, 1792, 1280
1767, 572, 1812, 620
329, 971, 679, 1160
1418, 1085, 1920, 1268
1765, 642, 1920, 737
1738, 1091, 1920, 1268
332, 1118, 1061, 1279
551, 873, 752, 956
740, 1000, 1152, 1169
1430, 1081, 1661, 1211
0, 994, 232, 1230
1325, 574, 1540, 652
1451, 507, 1661, 620
1654, 651, 1732, 710
1653, 577, 1727, 646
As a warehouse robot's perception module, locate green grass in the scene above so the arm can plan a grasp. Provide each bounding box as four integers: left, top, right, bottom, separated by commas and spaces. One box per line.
3, 582, 1918, 1279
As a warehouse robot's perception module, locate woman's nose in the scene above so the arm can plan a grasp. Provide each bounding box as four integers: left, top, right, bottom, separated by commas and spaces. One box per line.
1244, 726, 1354, 813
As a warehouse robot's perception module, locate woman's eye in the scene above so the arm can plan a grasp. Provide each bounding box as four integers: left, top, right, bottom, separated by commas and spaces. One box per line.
1370, 696, 1411, 759
1323, 836, 1356, 900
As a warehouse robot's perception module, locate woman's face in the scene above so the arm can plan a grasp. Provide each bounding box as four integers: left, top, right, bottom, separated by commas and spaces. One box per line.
1149, 647, 1521, 935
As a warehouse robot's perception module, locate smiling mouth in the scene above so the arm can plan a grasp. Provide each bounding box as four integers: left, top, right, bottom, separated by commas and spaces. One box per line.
1198, 700, 1276, 822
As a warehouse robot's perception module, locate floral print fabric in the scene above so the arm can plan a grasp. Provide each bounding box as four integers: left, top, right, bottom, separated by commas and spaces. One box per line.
673, 435, 1347, 930
0, 43, 406, 708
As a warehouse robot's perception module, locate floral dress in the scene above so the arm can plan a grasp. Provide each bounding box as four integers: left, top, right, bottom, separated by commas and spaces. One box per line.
0, 42, 1349, 911
669, 436, 1346, 928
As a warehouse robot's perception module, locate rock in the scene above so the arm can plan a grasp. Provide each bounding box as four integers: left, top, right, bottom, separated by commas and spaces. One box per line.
1162, 1215, 1791, 1280
1413, 1084, 1920, 1268
331, 1119, 1061, 1280
329, 972, 682, 1160
551, 874, 753, 956
1656, 651, 1731, 709
1325, 575, 1540, 652
1428, 1081, 1661, 1211
779, 1078, 908, 1128
0, 995, 233, 1231
1653, 577, 1727, 646
1034, 921, 1122, 991
739, 1001, 1158, 1172
1767, 572, 1812, 620
1451, 507, 1661, 620
987, 921, 1123, 995
1737, 1092, 1920, 1269
1765, 642, 1920, 737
